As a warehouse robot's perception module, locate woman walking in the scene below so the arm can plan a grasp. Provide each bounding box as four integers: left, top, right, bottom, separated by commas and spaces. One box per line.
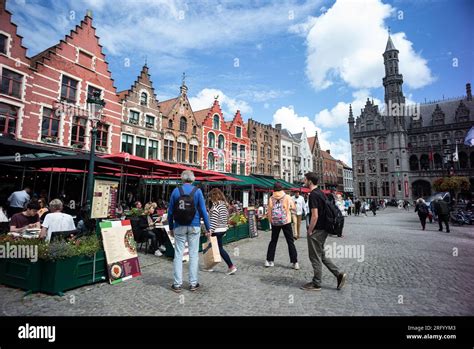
415, 198, 429, 230
205, 188, 237, 275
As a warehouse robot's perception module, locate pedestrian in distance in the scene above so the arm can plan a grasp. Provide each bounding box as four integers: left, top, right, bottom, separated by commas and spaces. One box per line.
415, 198, 429, 230
433, 198, 450, 233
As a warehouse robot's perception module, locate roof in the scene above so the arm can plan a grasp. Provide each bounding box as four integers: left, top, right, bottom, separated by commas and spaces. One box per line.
193, 107, 211, 125
385, 35, 396, 51
293, 132, 302, 140
321, 150, 336, 161
157, 97, 179, 117
406, 98, 474, 128
307, 136, 315, 150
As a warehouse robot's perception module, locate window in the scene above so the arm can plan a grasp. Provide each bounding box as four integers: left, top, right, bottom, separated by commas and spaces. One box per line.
41, 107, 60, 143
378, 137, 387, 151
240, 162, 245, 175
60, 75, 78, 103
367, 138, 375, 151
87, 86, 101, 102
0, 34, 7, 54
218, 135, 225, 150
358, 182, 366, 197
140, 92, 148, 106
121, 134, 134, 154
232, 143, 238, 158
129, 110, 139, 125
395, 157, 400, 167
240, 145, 245, 159
164, 139, 174, 161
179, 116, 187, 132
208, 133, 215, 148
177, 141, 186, 162
283, 159, 286, 169
192, 125, 197, 135
231, 162, 237, 174
356, 140, 364, 152
267, 146, 271, 158
236, 126, 242, 138
1, 68, 22, 98
168, 119, 173, 129
264, 132, 269, 142
208, 152, 215, 170
189, 144, 198, 164
382, 182, 390, 197
135, 137, 146, 158
380, 159, 388, 173
267, 164, 272, 174
370, 182, 378, 197
96, 123, 108, 151
368, 159, 376, 173
409, 155, 419, 171
0, 102, 18, 135
431, 133, 440, 146
145, 115, 155, 128
148, 140, 159, 160
283, 146, 286, 156
357, 160, 365, 174
213, 115, 220, 130
71, 116, 87, 147
260, 146, 264, 158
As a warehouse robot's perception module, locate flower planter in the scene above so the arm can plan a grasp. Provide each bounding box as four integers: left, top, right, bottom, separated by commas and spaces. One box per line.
0, 258, 42, 295
236, 223, 250, 240
40, 250, 107, 296
258, 218, 270, 231
223, 227, 237, 244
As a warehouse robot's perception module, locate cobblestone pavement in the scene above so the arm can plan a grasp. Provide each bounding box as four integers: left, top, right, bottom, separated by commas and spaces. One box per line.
1, 207, 473, 316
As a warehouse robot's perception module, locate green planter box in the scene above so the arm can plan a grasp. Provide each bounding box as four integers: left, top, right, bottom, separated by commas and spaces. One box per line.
0, 258, 42, 294
259, 218, 270, 231
40, 250, 107, 295
223, 227, 237, 244
236, 223, 250, 240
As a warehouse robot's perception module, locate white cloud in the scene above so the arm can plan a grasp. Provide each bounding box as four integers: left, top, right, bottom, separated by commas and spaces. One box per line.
272, 105, 352, 164
189, 88, 252, 119
292, 0, 434, 91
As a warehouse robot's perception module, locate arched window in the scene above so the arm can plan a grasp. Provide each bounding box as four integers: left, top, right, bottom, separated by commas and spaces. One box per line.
419, 135, 427, 146
213, 115, 220, 130
140, 92, 148, 106
434, 153, 443, 169
192, 125, 197, 134
208, 152, 215, 170
378, 137, 387, 151
208, 132, 215, 148
264, 131, 269, 142
179, 116, 187, 132
420, 154, 430, 170
459, 152, 468, 169
168, 119, 173, 129
218, 135, 225, 149
367, 138, 375, 151
356, 140, 364, 152
409, 155, 419, 171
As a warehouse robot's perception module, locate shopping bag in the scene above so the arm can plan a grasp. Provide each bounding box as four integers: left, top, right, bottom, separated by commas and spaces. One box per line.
202, 236, 221, 269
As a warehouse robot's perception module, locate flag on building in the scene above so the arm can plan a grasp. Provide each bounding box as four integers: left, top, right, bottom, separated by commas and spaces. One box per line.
452, 143, 459, 162
464, 126, 474, 147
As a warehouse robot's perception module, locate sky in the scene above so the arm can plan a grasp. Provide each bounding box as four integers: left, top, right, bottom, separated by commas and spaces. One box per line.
7, 0, 473, 164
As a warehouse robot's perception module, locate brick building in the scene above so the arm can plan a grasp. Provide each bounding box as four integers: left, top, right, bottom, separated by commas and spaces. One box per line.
321, 149, 338, 190
194, 98, 250, 175
118, 65, 162, 159
308, 132, 324, 185
247, 119, 281, 178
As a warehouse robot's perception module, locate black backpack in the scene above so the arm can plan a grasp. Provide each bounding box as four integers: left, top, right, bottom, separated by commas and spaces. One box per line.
321, 192, 344, 235
173, 186, 199, 225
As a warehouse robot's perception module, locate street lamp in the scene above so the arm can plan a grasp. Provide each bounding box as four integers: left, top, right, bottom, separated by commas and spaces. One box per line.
85, 91, 106, 217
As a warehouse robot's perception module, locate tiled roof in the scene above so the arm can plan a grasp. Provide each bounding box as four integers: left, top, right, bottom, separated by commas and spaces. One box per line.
193, 107, 211, 125
157, 97, 179, 117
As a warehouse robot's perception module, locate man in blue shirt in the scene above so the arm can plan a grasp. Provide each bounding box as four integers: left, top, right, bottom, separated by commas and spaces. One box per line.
168, 170, 210, 293
7, 187, 31, 218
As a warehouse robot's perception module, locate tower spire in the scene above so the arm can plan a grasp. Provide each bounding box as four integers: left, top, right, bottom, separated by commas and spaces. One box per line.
180, 72, 188, 96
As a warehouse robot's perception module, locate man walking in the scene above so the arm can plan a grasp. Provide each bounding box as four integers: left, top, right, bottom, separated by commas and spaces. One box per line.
291, 191, 305, 240
433, 198, 450, 233
301, 172, 347, 291
168, 170, 210, 292
265, 183, 299, 270
354, 199, 361, 216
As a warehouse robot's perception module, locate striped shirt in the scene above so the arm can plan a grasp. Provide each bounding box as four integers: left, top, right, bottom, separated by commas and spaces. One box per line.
209, 201, 229, 233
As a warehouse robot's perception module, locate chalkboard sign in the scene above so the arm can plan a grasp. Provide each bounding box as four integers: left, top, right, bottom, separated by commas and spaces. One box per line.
247, 206, 258, 238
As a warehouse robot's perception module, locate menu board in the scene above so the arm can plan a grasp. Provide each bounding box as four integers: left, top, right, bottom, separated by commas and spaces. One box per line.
100, 220, 141, 285
247, 206, 258, 238
91, 179, 119, 219
242, 191, 249, 208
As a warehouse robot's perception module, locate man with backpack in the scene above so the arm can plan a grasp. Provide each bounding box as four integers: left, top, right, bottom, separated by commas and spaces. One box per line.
168, 170, 210, 293
265, 183, 299, 270
301, 172, 347, 291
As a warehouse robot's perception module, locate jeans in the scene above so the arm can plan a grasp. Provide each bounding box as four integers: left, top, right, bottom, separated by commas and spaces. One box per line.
173, 225, 201, 287
293, 215, 302, 239
266, 223, 298, 263
307, 229, 340, 287
212, 233, 233, 268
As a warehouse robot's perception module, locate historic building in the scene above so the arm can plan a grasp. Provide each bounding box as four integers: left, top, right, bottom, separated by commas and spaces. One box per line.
118, 65, 162, 159
341, 161, 354, 195
194, 98, 250, 175
293, 128, 313, 181
248, 119, 281, 178
25, 12, 121, 153
157, 78, 201, 167
321, 150, 338, 190
276, 125, 300, 183
349, 34, 474, 200
308, 132, 324, 185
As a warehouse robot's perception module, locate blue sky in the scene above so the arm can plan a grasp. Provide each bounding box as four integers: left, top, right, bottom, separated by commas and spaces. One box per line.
7, 0, 473, 163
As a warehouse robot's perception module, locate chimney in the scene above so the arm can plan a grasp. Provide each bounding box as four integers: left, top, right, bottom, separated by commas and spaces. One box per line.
466, 83, 472, 101
326, 149, 330, 154
275, 124, 282, 130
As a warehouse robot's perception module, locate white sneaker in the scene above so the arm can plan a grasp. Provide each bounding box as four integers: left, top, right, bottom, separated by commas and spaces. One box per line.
203, 268, 214, 272
227, 266, 237, 275
292, 262, 300, 270
154, 250, 163, 257
158, 245, 166, 252
265, 260, 274, 268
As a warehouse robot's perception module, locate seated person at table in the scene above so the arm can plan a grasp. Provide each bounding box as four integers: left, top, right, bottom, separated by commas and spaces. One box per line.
9, 201, 41, 233
40, 199, 76, 242
139, 202, 168, 256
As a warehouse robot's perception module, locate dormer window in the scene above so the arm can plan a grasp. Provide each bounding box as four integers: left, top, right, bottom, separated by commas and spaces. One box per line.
140, 92, 148, 106
236, 126, 242, 138
213, 115, 220, 130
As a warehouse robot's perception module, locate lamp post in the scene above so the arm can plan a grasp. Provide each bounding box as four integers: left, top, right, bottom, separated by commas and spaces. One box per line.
85, 91, 106, 217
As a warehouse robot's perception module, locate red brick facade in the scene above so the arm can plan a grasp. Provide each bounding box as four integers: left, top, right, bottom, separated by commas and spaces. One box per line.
195, 99, 250, 175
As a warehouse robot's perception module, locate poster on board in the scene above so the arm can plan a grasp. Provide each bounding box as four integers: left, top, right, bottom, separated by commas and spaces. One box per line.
243, 191, 249, 208
100, 220, 141, 285
91, 179, 119, 219
247, 206, 258, 238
